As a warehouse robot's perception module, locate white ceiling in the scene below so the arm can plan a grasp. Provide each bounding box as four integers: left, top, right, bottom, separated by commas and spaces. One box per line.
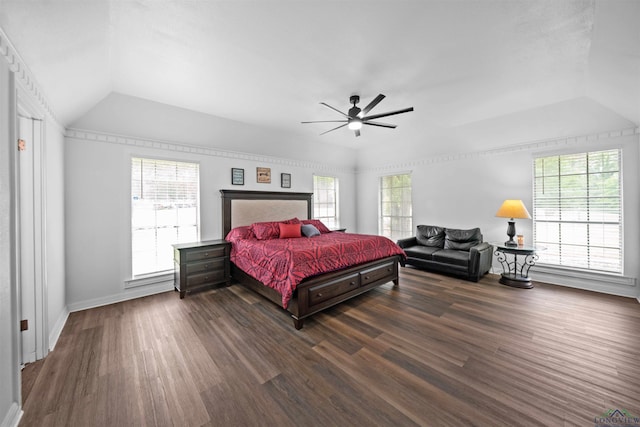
1, 0, 638, 149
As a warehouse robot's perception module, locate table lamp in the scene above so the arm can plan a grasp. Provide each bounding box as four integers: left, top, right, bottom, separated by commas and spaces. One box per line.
495, 199, 531, 247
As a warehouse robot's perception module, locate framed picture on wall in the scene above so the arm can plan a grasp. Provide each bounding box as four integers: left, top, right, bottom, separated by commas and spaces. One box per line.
257, 167, 271, 183
281, 173, 291, 188
231, 168, 244, 185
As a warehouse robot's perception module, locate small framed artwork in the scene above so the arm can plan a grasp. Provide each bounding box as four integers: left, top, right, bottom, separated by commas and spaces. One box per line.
231, 168, 244, 185
281, 173, 291, 188
257, 167, 271, 183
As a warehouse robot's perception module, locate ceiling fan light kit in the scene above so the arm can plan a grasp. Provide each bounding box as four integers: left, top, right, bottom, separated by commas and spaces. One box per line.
302, 93, 414, 137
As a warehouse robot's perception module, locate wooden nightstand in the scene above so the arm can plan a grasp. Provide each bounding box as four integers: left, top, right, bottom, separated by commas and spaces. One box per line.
172, 239, 231, 298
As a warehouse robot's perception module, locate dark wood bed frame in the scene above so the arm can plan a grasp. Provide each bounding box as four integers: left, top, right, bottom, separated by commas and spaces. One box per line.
221, 189, 401, 329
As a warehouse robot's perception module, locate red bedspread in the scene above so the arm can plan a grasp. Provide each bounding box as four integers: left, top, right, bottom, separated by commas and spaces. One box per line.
227, 231, 406, 308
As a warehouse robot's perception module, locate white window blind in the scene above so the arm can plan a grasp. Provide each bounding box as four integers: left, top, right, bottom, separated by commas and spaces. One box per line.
533, 149, 622, 273
131, 157, 200, 276
379, 173, 412, 241
313, 175, 339, 229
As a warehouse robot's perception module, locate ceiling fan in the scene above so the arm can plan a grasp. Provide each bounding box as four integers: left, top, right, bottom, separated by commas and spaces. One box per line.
301, 94, 414, 137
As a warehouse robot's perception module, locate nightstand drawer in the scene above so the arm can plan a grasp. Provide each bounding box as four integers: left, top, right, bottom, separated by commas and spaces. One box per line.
186, 246, 227, 262
186, 257, 226, 275
185, 269, 228, 287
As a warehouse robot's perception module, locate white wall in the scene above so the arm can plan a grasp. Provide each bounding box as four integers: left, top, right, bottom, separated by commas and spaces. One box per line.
71, 92, 358, 169
64, 95, 358, 310
357, 129, 640, 298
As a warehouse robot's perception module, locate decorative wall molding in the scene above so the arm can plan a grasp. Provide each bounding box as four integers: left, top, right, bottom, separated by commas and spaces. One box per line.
358, 126, 640, 174
0, 26, 59, 125
66, 128, 356, 174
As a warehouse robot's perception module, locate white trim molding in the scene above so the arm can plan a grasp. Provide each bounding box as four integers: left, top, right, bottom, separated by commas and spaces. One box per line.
530, 264, 638, 299
0, 26, 59, 126
124, 272, 173, 290
67, 281, 174, 313
66, 128, 355, 175
358, 127, 640, 173
0, 402, 21, 427
48, 307, 69, 352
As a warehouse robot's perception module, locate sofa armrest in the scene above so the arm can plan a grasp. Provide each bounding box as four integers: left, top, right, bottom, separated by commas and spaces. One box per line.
469, 242, 493, 281
396, 237, 417, 249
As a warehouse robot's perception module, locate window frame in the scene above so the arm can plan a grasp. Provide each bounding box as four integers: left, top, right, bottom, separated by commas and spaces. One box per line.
312, 175, 340, 230
533, 148, 622, 274
130, 156, 201, 278
378, 172, 413, 241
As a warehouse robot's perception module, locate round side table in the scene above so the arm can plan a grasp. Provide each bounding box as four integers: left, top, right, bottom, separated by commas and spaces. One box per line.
491, 243, 544, 289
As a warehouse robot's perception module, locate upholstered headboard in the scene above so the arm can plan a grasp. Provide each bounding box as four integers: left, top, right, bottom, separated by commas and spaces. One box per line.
220, 190, 312, 237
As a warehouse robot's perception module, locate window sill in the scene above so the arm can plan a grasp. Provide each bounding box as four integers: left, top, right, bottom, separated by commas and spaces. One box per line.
125, 271, 174, 289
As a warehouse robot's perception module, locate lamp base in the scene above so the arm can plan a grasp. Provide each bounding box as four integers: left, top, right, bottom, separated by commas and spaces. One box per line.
505, 220, 517, 248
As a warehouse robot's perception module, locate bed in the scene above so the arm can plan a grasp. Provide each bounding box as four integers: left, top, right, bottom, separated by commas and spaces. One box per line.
221, 189, 404, 329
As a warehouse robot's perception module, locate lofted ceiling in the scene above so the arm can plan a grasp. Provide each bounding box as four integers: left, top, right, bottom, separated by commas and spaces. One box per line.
0, 0, 638, 150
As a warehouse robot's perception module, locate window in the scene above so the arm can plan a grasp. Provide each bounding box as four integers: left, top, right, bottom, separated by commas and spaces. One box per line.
131, 157, 199, 276
379, 173, 412, 240
533, 149, 621, 273
313, 175, 339, 229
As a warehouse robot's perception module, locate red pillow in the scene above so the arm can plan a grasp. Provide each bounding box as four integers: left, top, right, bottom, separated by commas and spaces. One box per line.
301, 219, 331, 233
279, 223, 301, 238
225, 226, 255, 242
251, 218, 299, 240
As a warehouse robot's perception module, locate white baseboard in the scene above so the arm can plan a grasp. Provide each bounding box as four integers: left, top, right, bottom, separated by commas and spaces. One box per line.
48, 307, 69, 351
492, 264, 638, 299
67, 281, 174, 313
0, 402, 22, 427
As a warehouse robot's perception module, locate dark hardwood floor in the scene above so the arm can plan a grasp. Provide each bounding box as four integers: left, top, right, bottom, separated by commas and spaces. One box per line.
20, 268, 640, 426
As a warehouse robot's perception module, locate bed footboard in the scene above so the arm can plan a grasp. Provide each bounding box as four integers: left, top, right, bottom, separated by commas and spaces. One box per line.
231, 255, 400, 329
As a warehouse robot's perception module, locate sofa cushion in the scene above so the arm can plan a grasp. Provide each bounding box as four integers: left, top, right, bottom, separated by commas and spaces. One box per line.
404, 245, 441, 260
432, 249, 470, 268
444, 228, 482, 251
416, 225, 445, 247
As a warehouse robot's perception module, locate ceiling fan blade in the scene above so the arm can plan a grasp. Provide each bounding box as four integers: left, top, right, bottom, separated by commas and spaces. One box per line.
355, 129, 361, 137
320, 123, 348, 135
363, 107, 414, 121
301, 120, 348, 124
360, 94, 385, 116
320, 102, 348, 118
363, 121, 397, 129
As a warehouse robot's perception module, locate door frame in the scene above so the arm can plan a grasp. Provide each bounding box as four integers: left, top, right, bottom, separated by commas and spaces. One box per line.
15, 82, 48, 365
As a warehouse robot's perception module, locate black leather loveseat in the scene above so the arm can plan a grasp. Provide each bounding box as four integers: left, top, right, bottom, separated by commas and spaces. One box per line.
397, 225, 492, 282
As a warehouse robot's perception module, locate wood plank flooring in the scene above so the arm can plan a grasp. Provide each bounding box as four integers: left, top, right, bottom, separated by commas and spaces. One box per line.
20, 268, 640, 426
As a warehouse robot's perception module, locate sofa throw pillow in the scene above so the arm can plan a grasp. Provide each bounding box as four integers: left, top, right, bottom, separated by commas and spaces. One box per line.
301, 224, 321, 237
444, 228, 482, 251
416, 225, 445, 247
279, 222, 302, 238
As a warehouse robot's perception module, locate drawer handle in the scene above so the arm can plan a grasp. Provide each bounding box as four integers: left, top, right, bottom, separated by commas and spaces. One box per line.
364, 276, 369, 280
316, 293, 323, 298
203, 252, 209, 256
387, 268, 392, 272
350, 281, 356, 286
